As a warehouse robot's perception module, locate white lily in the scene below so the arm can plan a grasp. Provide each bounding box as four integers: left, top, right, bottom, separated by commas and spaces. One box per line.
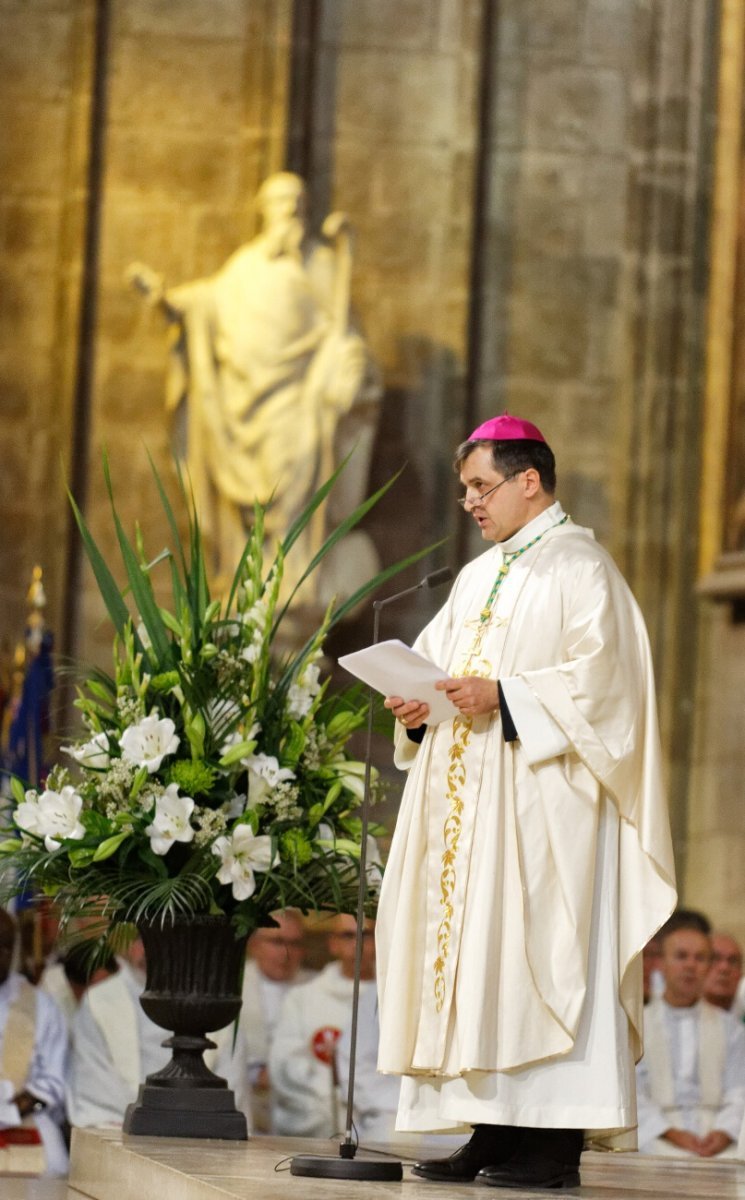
244, 752, 295, 787
15, 786, 86, 852
145, 784, 195, 856
120, 711, 179, 773
62, 731, 111, 770
212, 825, 277, 901
334, 758, 376, 802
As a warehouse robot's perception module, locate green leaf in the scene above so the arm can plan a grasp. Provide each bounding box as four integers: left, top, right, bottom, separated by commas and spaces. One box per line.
158, 608, 184, 637
102, 451, 174, 666
146, 448, 189, 580
92, 832, 130, 862
218, 740, 255, 767
280, 722, 306, 769
0, 839, 20, 854
10, 777, 26, 806
69, 847, 96, 868
80, 810, 112, 837
68, 490, 132, 638
185, 711, 206, 759
130, 766, 149, 800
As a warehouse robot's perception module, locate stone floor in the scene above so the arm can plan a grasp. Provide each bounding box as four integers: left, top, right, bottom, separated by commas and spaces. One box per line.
6, 1130, 745, 1200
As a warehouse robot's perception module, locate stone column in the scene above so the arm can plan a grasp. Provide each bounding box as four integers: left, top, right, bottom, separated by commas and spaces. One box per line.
0, 0, 97, 639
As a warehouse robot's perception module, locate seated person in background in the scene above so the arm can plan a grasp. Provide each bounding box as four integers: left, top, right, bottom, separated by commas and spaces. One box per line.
637, 914, 745, 1157
269, 913, 376, 1137
241, 909, 315, 1132
40, 942, 118, 1031
67, 936, 251, 1130
0, 908, 68, 1176
644, 908, 711, 1006
704, 932, 744, 1019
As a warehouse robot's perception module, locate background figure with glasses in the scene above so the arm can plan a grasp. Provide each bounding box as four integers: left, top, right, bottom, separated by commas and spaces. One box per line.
377, 414, 677, 1190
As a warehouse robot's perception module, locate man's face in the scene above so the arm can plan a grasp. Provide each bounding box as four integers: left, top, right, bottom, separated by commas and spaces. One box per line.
458, 446, 536, 543
662, 928, 711, 1007
705, 933, 743, 1007
327, 915, 376, 980
249, 917, 305, 983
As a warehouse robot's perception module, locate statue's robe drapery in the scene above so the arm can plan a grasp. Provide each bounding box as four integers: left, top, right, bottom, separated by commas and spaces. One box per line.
165, 239, 374, 598
376, 503, 676, 1136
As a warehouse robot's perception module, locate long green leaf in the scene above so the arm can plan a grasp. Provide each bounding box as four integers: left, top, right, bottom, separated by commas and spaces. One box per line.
68, 487, 131, 637
279, 453, 354, 558
273, 466, 406, 631
329, 539, 448, 628
146, 448, 189, 580
102, 454, 174, 666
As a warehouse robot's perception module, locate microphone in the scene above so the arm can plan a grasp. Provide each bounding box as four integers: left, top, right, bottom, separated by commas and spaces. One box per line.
290, 566, 453, 1182
373, 566, 453, 611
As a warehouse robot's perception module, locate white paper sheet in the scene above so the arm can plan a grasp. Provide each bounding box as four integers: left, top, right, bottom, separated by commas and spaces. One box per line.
338, 639, 457, 725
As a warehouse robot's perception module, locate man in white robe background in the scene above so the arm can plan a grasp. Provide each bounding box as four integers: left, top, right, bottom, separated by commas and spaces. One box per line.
0, 908, 68, 1176
637, 915, 745, 1156
379, 415, 677, 1190
241, 909, 315, 1132
704, 930, 745, 1019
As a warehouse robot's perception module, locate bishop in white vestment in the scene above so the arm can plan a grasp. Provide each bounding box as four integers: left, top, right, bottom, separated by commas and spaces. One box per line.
377, 415, 677, 1189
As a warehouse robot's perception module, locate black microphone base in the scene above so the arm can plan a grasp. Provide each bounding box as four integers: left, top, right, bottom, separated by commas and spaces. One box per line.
289, 1152, 403, 1181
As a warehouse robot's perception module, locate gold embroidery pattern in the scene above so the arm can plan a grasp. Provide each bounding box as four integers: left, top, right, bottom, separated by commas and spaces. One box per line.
434, 711, 472, 1011
431, 516, 570, 1012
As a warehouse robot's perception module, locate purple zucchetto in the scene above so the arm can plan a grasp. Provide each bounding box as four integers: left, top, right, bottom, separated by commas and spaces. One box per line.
468, 414, 546, 443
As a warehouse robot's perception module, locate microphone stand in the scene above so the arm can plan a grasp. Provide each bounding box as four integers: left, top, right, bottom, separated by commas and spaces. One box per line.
290, 568, 452, 1181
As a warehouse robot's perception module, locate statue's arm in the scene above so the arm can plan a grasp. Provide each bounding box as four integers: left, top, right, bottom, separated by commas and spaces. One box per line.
125, 261, 208, 321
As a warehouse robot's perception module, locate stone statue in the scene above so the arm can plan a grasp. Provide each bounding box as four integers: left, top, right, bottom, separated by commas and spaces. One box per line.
127, 172, 381, 621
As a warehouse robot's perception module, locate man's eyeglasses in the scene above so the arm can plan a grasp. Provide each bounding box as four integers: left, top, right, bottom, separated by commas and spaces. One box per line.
457, 473, 519, 509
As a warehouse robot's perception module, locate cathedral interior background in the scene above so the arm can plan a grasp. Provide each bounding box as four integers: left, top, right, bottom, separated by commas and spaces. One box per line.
2, 0, 745, 937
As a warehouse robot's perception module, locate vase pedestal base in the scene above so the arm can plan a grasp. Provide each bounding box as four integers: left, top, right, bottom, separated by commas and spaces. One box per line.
123, 1083, 248, 1140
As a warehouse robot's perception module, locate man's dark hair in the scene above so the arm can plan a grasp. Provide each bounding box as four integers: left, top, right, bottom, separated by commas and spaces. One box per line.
658, 907, 712, 947
454, 438, 556, 493
61, 943, 118, 988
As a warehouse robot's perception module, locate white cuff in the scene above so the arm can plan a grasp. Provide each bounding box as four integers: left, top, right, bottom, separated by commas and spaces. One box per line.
500, 676, 571, 765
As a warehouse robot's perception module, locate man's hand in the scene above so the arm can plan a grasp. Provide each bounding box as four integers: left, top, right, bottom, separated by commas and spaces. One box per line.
435, 676, 499, 717
661, 1129, 705, 1154
697, 1130, 732, 1157
384, 696, 430, 730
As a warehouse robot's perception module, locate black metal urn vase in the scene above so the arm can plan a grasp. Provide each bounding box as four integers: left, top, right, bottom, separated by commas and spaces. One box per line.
123, 913, 249, 1139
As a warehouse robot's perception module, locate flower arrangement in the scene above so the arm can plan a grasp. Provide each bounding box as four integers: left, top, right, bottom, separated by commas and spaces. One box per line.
0, 455, 430, 944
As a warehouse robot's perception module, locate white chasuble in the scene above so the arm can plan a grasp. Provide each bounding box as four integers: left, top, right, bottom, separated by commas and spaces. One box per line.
376, 503, 677, 1134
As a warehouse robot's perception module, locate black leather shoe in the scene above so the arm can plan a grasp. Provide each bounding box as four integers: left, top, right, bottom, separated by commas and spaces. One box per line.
476, 1128, 583, 1190
412, 1126, 524, 1182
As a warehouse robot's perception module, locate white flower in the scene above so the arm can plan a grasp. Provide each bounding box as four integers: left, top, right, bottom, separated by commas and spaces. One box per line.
212, 825, 277, 901
244, 753, 295, 806
62, 731, 111, 770
245, 753, 295, 787
226, 793, 246, 819
287, 664, 321, 719
119, 711, 179, 773
15, 786, 86, 852
136, 621, 152, 650
240, 643, 260, 664
331, 757, 375, 802
145, 784, 195, 856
